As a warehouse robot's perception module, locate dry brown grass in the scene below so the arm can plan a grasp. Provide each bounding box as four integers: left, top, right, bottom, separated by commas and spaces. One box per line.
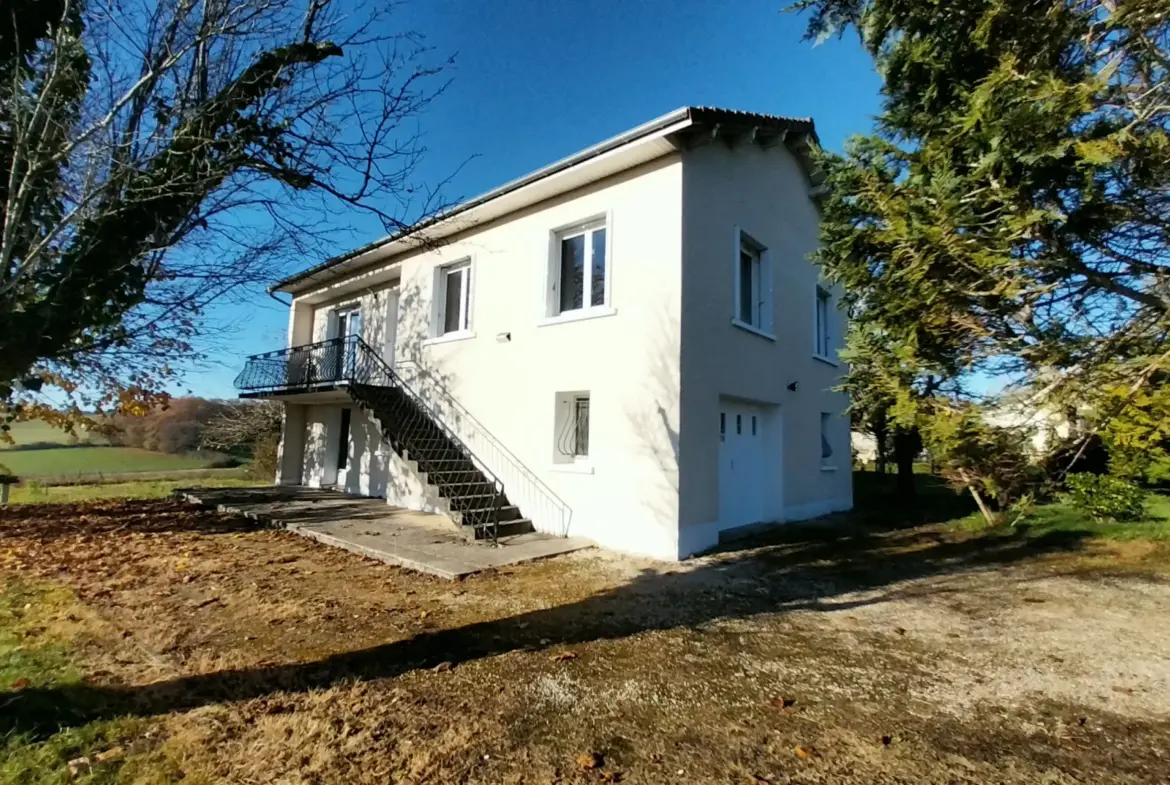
3, 499, 1170, 784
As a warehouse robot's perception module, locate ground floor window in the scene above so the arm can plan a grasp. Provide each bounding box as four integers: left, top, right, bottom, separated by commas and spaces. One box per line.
553, 391, 591, 464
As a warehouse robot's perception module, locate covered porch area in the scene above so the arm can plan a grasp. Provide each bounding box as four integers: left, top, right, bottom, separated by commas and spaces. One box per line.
174, 486, 591, 579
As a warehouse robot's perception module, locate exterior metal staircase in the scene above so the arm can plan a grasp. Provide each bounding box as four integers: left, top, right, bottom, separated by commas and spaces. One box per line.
234, 336, 532, 542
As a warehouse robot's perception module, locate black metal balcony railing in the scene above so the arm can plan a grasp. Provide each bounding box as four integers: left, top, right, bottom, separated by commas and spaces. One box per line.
233, 337, 360, 391
234, 336, 510, 541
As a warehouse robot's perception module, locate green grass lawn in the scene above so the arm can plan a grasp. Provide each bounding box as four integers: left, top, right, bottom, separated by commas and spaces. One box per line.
0, 447, 217, 480
0, 420, 106, 449
855, 469, 1170, 542
0, 581, 158, 784
991, 489, 1170, 541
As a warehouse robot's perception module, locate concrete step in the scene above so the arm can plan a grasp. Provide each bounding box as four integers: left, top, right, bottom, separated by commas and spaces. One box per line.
435, 481, 497, 498
484, 517, 534, 538
423, 470, 485, 485
452, 504, 523, 524
451, 516, 535, 541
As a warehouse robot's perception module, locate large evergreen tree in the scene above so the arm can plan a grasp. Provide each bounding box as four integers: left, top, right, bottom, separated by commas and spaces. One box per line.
793, 0, 1169, 489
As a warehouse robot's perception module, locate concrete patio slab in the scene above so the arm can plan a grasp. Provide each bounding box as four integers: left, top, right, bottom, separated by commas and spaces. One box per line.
174, 486, 593, 579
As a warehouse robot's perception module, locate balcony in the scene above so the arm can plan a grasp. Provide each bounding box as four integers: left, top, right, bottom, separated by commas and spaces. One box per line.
234, 337, 367, 397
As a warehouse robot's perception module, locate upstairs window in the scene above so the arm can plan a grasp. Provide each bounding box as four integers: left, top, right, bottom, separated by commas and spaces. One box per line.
550, 218, 608, 317
815, 285, 832, 358
733, 228, 773, 335
435, 259, 472, 336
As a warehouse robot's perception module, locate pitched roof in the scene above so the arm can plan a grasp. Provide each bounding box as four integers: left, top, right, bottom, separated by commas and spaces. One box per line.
273, 106, 820, 295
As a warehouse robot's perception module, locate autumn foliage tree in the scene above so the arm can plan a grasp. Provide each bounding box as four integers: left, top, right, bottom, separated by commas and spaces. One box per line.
108, 397, 228, 455
1, 0, 449, 433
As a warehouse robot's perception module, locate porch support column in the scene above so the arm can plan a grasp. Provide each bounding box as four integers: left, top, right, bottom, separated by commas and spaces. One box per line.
276, 402, 307, 485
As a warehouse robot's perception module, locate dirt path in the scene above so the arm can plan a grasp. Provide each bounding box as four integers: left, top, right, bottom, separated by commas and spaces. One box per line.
2, 499, 1169, 783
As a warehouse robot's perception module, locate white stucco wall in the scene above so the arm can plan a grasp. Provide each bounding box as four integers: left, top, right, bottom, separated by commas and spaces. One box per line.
399, 158, 686, 557
285, 158, 685, 558
276, 403, 306, 485
301, 404, 340, 488
338, 407, 390, 497
676, 141, 852, 556
278, 140, 850, 560
308, 283, 398, 362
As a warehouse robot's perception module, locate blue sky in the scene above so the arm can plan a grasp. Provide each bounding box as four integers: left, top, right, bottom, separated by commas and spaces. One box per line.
187, 0, 884, 398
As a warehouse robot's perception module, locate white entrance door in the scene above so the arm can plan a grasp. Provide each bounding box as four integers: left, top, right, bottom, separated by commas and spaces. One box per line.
718, 402, 766, 529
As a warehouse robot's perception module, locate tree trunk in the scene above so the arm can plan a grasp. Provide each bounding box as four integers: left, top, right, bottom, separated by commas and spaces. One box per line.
893, 426, 921, 502
967, 483, 998, 527
872, 413, 889, 475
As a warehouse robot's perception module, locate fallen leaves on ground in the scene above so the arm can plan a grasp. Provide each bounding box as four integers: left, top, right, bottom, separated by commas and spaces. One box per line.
576, 752, 604, 771
5, 497, 1170, 785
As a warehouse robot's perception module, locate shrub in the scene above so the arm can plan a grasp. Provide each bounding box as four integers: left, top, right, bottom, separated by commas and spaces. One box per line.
246, 433, 280, 480
926, 406, 1044, 525
1064, 473, 1146, 522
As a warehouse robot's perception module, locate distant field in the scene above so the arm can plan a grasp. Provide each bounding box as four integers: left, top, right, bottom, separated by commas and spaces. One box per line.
0, 419, 107, 448
0, 446, 218, 479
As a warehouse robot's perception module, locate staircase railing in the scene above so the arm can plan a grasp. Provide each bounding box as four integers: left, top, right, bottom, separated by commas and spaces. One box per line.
396, 359, 573, 536
235, 337, 507, 542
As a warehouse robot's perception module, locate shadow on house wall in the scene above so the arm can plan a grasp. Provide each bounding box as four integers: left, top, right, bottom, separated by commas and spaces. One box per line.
386, 279, 573, 535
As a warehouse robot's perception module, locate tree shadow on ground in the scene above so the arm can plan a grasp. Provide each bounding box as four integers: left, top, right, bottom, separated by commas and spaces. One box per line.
0, 441, 100, 452
849, 469, 979, 529
1, 496, 1088, 738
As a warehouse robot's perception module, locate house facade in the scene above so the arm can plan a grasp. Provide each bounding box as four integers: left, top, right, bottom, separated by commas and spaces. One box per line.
235, 107, 852, 560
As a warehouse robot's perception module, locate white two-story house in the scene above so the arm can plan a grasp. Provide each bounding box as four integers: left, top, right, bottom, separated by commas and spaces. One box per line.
235, 106, 852, 560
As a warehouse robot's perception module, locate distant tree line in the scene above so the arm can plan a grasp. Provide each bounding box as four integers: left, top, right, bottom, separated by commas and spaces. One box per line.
106, 397, 282, 476
107, 397, 228, 455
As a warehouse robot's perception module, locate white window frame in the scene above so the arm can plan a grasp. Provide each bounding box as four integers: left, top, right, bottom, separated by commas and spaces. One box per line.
732, 227, 775, 339
542, 214, 615, 324
429, 257, 475, 343
570, 395, 590, 459
327, 302, 361, 341
814, 284, 834, 362
551, 390, 595, 473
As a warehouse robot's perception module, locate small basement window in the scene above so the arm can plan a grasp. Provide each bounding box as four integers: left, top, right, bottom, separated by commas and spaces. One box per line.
553, 391, 591, 464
